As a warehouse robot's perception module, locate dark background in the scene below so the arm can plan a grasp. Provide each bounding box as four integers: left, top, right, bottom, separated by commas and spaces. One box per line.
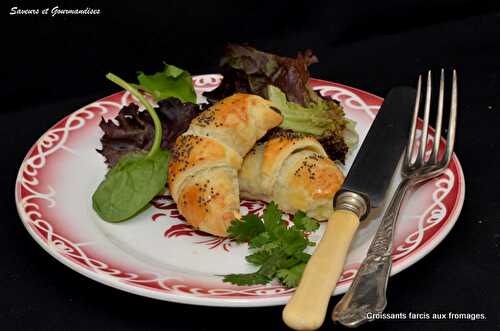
2, 1, 500, 330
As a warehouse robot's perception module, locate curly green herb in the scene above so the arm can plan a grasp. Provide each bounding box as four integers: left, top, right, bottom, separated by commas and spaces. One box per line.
223, 202, 319, 288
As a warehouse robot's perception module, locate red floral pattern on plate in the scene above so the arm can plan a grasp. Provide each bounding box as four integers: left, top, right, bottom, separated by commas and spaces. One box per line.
150, 195, 295, 252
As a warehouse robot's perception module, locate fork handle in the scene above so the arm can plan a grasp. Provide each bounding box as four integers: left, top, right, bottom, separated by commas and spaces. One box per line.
332, 179, 411, 327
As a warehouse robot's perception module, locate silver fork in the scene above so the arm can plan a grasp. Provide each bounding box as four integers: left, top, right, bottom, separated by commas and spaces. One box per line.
332, 69, 458, 327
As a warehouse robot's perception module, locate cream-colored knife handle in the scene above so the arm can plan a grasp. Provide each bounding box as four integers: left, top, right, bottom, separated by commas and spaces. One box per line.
282, 209, 360, 330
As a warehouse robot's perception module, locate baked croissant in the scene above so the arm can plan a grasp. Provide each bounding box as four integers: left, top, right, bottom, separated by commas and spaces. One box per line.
168, 93, 283, 236
239, 131, 344, 220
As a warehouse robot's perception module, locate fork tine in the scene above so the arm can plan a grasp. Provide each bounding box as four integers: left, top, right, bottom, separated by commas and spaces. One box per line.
405, 75, 422, 167
417, 70, 432, 165
431, 69, 445, 163
442, 69, 457, 167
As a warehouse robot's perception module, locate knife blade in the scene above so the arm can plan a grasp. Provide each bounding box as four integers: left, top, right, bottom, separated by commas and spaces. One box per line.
282, 87, 416, 331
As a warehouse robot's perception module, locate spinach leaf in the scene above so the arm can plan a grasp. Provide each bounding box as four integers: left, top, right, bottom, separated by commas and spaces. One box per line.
92, 73, 170, 223
92, 150, 170, 222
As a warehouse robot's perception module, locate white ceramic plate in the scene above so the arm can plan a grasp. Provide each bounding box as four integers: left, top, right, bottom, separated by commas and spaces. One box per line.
15, 75, 465, 307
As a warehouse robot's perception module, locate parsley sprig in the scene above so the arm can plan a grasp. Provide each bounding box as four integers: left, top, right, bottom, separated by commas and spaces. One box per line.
223, 202, 320, 288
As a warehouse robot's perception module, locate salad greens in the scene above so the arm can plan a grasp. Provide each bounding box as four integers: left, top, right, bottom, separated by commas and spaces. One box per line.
137, 63, 197, 103
223, 202, 319, 288
267, 85, 358, 162
92, 73, 170, 222
205, 44, 358, 163
98, 98, 199, 168
268, 85, 342, 136
204, 44, 319, 106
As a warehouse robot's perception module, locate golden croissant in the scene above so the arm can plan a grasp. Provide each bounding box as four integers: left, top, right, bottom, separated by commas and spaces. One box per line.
168, 93, 283, 236
239, 131, 344, 220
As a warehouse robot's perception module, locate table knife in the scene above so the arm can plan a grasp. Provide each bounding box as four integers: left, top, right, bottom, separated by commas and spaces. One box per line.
282, 86, 416, 331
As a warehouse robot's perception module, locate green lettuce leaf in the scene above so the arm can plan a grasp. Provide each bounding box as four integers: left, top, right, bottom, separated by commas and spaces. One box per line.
268, 85, 358, 163
137, 63, 197, 103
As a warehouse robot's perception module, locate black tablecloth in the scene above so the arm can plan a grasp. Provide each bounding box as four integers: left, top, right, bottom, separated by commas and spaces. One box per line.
2, 2, 499, 330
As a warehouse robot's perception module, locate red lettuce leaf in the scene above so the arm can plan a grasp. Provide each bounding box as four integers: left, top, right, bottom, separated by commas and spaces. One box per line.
205, 44, 318, 106
98, 98, 200, 167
